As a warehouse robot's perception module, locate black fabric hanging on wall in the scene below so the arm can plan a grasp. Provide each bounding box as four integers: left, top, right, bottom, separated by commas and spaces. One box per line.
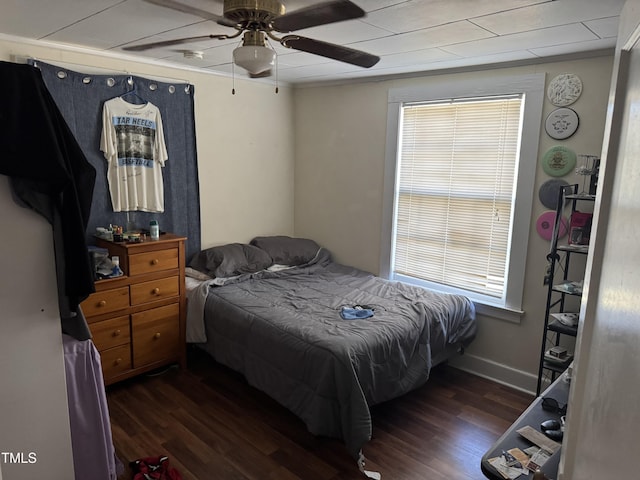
0, 60, 96, 340
34, 61, 202, 261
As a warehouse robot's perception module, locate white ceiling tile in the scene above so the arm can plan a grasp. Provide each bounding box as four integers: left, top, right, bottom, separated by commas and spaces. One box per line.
442, 23, 599, 58
530, 37, 617, 57
352, 21, 494, 56
378, 47, 459, 68
431, 50, 540, 69
0, 0, 123, 38
201, 45, 238, 66
277, 60, 363, 82
46, 1, 212, 49
277, 51, 332, 68
584, 16, 620, 39
364, 0, 543, 34
472, 0, 626, 36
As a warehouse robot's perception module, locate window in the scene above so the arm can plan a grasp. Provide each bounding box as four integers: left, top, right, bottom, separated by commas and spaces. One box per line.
381, 74, 545, 317
395, 95, 522, 299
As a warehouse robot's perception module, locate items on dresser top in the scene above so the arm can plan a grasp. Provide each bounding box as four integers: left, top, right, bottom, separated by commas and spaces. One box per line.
81, 233, 186, 385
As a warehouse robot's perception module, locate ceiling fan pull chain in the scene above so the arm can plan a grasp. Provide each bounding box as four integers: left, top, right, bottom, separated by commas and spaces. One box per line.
266, 36, 279, 94
275, 42, 279, 93
232, 59, 236, 95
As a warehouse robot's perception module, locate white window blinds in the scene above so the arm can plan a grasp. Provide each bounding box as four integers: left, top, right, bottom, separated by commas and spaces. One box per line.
393, 95, 523, 299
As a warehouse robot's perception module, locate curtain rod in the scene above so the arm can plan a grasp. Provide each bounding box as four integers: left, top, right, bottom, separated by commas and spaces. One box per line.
13, 55, 191, 85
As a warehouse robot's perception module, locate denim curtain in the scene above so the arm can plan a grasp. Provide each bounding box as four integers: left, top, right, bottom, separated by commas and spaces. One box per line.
34, 61, 201, 260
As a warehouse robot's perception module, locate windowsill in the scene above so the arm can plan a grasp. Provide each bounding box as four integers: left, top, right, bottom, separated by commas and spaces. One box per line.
474, 302, 524, 324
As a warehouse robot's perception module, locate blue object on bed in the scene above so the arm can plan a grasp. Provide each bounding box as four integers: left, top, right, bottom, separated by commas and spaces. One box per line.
340, 307, 374, 319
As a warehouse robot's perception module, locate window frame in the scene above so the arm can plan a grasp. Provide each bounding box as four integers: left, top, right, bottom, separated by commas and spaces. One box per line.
380, 73, 545, 319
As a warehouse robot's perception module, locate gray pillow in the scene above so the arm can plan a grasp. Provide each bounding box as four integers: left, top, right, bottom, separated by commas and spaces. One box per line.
250, 236, 320, 266
188, 243, 272, 278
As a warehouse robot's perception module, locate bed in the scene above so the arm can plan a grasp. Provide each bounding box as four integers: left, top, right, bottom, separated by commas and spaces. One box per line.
185, 236, 477, 475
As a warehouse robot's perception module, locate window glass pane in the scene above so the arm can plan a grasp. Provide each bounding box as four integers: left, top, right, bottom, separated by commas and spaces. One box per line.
393, 96, 523, 298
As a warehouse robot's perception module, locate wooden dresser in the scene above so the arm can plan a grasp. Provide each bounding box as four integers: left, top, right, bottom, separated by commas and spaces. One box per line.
81, 233, 187, 385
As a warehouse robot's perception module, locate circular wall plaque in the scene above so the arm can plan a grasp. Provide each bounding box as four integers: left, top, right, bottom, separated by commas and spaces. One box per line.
542, 146, 577, 177
547, 73, 583, 106
545, 107, 579, 140
539, 179, 569, 209
536, 211, 568, 241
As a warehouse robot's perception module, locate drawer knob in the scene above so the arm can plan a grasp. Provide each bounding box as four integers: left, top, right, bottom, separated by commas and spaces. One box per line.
114, 358, 122, 365
98, 300, 107, 307
152, 287, 160, 295
112, 329, 121, 337
153, 332, 161, 340
151, 259, 159, 265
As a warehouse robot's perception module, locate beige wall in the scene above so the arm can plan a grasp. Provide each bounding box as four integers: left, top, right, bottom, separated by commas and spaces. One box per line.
293, 56, 614, 392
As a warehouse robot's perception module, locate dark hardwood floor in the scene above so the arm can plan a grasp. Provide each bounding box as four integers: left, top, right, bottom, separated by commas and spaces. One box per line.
107, 347, 533, 480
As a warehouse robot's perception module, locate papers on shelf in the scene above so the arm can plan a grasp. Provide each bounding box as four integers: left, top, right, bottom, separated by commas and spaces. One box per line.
554, 280, 583, 295
550, 312, 579, 327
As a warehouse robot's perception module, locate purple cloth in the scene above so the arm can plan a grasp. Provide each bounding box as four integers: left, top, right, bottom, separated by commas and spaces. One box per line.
63, 334, 123, 479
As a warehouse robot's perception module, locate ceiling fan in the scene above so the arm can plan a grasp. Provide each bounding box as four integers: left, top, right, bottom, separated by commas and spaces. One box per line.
123, 0, 380, 77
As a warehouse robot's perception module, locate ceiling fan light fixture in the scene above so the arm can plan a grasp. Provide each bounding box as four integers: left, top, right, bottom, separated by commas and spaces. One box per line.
233, 31, 276, 75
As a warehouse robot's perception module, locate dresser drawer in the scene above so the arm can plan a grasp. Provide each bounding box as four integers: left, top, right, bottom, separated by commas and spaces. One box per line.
132, 303, 180, 368
129, 248, 178, 276
100, 344, 132, 380
81, 287, 130, 317
130, 276, 179, 306
90, 315, 130, 351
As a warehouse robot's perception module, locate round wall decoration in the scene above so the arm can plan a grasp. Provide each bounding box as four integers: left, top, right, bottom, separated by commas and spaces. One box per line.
536, 211, 568, 241
539, 179, 569, 209
542, 146, 577, 177
545, 107, 579, 140
547, 73, 583, 106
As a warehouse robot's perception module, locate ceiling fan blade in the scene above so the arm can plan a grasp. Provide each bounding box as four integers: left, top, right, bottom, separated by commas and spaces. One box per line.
281, 35, 380, 68
143, 0, 238, 28
273, 0, 365, 32
122, 34, 228, 52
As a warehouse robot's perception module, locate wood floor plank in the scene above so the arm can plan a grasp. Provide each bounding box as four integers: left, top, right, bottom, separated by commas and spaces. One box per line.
109, 348, 533, 480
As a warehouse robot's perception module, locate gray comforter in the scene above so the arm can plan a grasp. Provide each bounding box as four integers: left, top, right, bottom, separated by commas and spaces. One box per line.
196, 248, 477, 459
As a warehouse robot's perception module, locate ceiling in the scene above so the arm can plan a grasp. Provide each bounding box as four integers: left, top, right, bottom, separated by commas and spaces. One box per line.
1, 0, 625, 85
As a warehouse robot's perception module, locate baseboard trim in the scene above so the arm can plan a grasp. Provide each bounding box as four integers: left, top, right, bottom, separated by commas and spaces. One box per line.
447, 353, 538, 395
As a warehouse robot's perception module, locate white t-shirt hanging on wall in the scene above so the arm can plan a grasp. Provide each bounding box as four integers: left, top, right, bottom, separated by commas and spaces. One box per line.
100, 97, 168, 213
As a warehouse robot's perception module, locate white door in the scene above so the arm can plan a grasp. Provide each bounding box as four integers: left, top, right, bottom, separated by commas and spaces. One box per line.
0, 176, 75, 479
559, 0, 640, 478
